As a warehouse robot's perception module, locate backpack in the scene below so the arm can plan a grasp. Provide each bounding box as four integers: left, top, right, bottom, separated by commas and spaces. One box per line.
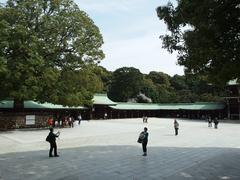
46, 135, 50, 142
137, 132, 145, 143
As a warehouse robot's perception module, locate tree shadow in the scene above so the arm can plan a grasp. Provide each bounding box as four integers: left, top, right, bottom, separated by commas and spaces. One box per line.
0, 146, 240, 180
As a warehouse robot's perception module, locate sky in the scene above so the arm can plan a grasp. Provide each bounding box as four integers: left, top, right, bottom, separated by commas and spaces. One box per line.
75, 0, 184, 76
0, 0, 184, 76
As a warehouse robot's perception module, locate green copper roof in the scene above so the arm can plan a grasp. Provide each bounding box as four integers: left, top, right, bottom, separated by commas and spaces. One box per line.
93, 94, 117, 105
110, 103, 161, 110
0, 101, 14, 108
0, 100, 86, 109
0, 95, 225, 111
110, 102, 225, 110
24, 101, 87, 109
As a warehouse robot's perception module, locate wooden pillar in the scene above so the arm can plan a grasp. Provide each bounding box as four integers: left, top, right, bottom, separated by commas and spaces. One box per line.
227, 99, 231, 120
238, 98, 240, 120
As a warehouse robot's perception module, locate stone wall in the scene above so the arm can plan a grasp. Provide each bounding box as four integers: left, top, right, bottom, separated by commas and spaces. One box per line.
0, 112, 52, 130
0, 114, 16, 130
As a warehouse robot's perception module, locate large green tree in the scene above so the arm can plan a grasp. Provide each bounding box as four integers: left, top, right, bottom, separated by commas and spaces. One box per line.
147, 71, 171, 87
0, 0, 104, 107
92, 66, 112, 93
108, 67, 143, 102
140, 77, 158, 103
146, 71, 175, 103
170, 75, 188, 91
157, 0, 240, 85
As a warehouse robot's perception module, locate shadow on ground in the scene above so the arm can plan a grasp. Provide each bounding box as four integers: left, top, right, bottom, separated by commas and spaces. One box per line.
0, 146, 240, 180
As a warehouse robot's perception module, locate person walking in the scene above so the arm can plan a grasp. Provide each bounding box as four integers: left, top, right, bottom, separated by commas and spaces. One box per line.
46, 128, 60, 157
139, 127, 149, 156
174, 119, 179, 136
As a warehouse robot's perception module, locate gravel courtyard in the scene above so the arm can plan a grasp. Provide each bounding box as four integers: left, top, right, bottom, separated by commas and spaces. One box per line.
0, 118, 240, 180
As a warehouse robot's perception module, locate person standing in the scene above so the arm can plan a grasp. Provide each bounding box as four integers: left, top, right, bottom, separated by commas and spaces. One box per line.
208, 116, 212, 127
140, 127, 148, 156
78, 114, 82, 125
47, 116, 53, 128
70, 116, 74, 128
174, 119, 179, 136
104, 112, 108, 119
145, 116, 148, 123
214, 118, 219, 129
142, 116, 148, 123
68, 116, 74, 128
47, 128, 60, 157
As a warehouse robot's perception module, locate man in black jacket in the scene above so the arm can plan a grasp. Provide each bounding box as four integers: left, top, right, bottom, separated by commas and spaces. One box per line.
47, 128, 60, 157
141, 127, 149, 156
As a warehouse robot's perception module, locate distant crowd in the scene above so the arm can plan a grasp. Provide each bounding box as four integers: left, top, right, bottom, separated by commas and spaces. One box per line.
47, 114, 82, 128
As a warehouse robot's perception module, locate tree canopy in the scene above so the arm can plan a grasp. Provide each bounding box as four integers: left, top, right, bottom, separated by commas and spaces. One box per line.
147, 71, 171, 87
105, 67, 223, 103
156, 0, 240, 85
0, 0, 104, 106
108, 67, 143, 102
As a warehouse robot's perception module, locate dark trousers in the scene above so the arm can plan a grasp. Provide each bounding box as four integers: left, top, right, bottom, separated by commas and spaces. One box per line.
175, 128, 178, 135
142, 142, 148, 153
49, 142, 57, 156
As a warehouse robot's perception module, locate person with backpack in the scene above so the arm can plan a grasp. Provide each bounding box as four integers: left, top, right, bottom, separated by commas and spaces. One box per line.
138, 127, 149, 156
46, 128, 60, 157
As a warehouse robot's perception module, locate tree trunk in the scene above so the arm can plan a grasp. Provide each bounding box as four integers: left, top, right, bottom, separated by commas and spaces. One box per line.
13, 99, 24, 110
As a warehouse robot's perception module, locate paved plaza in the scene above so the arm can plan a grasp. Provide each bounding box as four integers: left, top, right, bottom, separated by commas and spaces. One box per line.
0, 118, 240, 180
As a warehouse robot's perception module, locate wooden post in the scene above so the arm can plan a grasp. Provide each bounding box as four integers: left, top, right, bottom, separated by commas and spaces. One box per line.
238, 98, 240, 120
13, 100, 24, 110
227, 99, 231, 120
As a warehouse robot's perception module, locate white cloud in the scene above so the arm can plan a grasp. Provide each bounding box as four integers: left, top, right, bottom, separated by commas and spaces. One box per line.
76, 0, 140, 13
76, 0, 184, 76
100, 34, 184, 76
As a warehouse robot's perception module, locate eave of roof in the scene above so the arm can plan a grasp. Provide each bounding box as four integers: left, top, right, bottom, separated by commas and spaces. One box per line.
24, 101, 87, 109
109, 102, 225, 110
0, 101, 13, 108
0, 100, 87, 109
93, 94, 117, 105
